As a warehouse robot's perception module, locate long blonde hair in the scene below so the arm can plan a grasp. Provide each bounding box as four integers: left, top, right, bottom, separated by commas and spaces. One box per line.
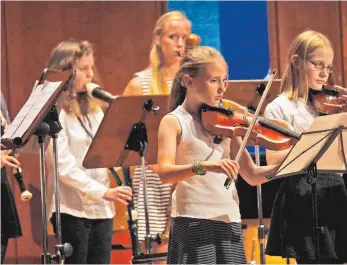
47, 39, 102, 116
149, 11, 191, 95
280, 30, 333, 102
169, 46, 226, 112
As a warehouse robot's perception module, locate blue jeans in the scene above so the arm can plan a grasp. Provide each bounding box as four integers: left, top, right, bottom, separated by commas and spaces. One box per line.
51, 212, 113, 264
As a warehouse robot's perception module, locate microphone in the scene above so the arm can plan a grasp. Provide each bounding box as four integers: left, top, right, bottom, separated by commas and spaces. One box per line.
86, 84, 116, 104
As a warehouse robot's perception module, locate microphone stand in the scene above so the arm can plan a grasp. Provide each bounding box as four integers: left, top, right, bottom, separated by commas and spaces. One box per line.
122, 166, 141, 257
46, 106, 73, 264
35, 120, 51, 264
255, 145, 267, 265
120, 100, 165, 263
36, 105, 73, 264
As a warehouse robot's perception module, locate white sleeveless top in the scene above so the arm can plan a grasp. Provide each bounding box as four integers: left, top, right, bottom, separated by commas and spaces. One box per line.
170, 105, 241, 223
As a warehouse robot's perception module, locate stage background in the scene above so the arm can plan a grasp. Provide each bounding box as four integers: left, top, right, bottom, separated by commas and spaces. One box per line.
1, 1, 346, 263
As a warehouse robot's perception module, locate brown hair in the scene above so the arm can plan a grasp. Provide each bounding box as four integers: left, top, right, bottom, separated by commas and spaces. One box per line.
47, 39, 102, 116
169, 46, 226, 112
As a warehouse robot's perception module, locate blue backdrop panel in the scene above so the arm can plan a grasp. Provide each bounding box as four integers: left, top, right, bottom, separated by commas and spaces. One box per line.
219, 1, 270, 79
168, 1, 221, 51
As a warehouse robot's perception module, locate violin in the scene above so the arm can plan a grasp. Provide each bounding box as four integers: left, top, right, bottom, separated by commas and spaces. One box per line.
186, 33, 201, 49
220, 69, 280, 189
177, 34, 201, 58
201, 99, 301, 151
311, 85, 347, 115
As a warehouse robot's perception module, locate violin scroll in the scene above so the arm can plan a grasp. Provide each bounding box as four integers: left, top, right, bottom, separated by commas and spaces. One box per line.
177, 34, 201, 58
186, 33, 201, 49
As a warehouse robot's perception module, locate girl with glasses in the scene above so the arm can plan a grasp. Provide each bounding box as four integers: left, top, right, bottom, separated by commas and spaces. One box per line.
264, 30, 347, 264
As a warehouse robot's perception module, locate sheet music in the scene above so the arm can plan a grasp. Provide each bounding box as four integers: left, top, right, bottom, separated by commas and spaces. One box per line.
270, 113, 347, 179
2, 81, 62, 142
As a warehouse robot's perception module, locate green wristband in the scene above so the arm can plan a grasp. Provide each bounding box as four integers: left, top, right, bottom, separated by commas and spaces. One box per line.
195, 162, 206, 176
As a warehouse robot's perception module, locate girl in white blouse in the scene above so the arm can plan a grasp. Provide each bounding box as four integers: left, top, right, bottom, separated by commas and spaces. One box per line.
46, 39, 132, 264
264, 30, 347, 264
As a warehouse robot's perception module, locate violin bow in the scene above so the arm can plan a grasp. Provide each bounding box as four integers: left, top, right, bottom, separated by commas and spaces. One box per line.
224, 69, 278, 189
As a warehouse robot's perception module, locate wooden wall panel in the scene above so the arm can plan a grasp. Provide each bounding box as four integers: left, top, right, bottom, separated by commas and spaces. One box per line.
1, 2, 166, 263
4, 1, 166, 116
341, 1, 347, 87
267, 1, 346, 87
1, 1, 9, 106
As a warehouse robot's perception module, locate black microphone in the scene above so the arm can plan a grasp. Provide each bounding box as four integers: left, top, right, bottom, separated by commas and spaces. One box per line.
87, 85, 116, 104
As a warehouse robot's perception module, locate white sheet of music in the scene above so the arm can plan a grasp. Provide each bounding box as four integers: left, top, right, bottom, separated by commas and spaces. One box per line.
270, 113, 347, 179
1, 81, 62, 141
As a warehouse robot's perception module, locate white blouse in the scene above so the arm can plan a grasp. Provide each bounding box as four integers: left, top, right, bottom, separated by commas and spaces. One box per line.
49, 108, 115, 219
264, 94, 319, 134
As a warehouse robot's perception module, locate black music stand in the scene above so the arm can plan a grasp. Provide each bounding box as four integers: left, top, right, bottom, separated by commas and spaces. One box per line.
267, 113, 347, 264
83, 95, 169, 264
1, 69, 74, 264
224, 78, 281, 264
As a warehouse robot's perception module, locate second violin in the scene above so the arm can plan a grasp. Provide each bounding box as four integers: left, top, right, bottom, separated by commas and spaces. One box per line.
310, 85, 347, 115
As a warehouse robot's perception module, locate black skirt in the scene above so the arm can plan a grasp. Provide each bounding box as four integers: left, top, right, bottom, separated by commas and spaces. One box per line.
167, 216, 247, 264
265, 173, 347, 261
1, 167, 22, 239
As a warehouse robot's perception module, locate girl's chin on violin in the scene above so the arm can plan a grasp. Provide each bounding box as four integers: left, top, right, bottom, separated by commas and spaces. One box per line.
202, 96, 223, 107
310, 80, 327, 90
214, 95, 223, 102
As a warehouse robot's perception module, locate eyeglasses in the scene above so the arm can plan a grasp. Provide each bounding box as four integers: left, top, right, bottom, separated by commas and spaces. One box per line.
307, 60, 333, 74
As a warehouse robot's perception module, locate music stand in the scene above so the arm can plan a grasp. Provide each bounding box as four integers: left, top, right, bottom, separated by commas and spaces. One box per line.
267, 113, 347, 264
1, 69, 74, 264
224, 78, 281, 264
83, 95, 169, 264
1, 70, 72, 149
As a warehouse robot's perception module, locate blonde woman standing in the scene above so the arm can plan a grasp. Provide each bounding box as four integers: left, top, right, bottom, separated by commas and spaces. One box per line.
123, 11, 191, 254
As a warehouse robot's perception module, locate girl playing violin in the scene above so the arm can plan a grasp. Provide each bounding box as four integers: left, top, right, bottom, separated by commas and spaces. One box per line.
157, 46, 280, 264
264, 30, 347, 264
123, 11, 191, 254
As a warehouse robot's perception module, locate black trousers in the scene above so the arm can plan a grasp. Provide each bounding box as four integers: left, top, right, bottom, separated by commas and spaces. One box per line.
51, 212, 113, 264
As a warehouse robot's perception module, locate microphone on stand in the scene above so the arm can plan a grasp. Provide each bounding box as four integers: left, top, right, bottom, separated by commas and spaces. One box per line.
86, 84, 116, 104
